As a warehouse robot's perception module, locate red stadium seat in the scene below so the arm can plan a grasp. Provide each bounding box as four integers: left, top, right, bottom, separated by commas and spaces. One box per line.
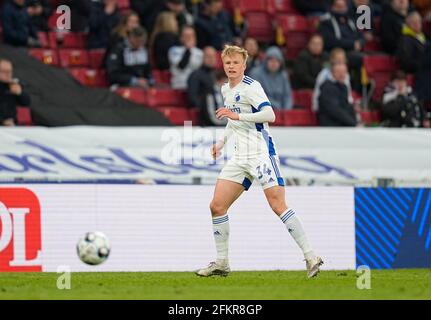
237, 0, 270, 14
293, 89, 313, 111
157, 107, 191, 125
363, 55, 399, 100
89, 49, 106, 68
28, 48, 59, 66
272, 110, 285, 126
115, 87, 147, 104
48, 12, 62, 30
308, 16, 320, 34
62, 32, 88, 48
68, 68, 108, 87
58, 49, 90, 67
363, 38, 383, 53
215, 52, 224, 70
152, 69, 172, 86
276, 15, 310, 60
16, 107, 33, 126
244, 12, 274, 43
284, 109, 317, 126
360, 110, 381, 125
270, 0, 300, 14
146, 88, 188, 108
37, 32, 50, 48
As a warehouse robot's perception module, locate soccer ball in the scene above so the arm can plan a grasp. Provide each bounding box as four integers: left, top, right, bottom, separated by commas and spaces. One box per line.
77, 231, 111, 265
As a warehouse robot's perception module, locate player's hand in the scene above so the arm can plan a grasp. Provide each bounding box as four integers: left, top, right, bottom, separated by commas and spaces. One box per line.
215, 108, 239, 121
211, 141, 224, 160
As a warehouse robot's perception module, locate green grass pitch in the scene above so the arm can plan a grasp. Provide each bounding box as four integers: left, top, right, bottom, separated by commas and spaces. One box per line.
0, 269, 430, 300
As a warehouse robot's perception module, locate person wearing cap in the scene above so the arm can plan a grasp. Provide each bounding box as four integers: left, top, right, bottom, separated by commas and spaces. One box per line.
106, 26, 154, 88
249, 46, 293, 110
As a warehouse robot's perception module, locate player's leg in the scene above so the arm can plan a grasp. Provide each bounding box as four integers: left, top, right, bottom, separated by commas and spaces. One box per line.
263, 185, 323, 278
196, 171, 250, 277
209, 178, 245, 262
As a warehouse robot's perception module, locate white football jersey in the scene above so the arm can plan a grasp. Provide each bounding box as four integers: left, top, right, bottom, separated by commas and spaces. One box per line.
221, 75, 277, 159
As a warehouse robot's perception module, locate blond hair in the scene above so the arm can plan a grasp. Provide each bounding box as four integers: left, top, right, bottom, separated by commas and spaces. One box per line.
221, 45, 248, 64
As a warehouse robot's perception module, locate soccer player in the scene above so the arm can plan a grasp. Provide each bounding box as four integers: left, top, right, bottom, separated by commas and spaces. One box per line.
195, 45, 323, 278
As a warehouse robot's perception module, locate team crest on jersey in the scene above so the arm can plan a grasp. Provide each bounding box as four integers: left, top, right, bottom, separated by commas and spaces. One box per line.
235, 92, 240, 102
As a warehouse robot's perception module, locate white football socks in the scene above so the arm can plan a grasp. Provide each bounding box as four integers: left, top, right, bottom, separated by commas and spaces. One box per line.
280, 208, 316, 260
212, 214, 230, 265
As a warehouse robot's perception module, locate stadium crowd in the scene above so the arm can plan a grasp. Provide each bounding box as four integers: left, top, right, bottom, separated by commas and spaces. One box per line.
0, 0, 430, 127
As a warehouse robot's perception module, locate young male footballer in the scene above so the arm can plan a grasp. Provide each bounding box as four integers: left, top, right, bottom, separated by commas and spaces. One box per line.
195, 45, 323, 278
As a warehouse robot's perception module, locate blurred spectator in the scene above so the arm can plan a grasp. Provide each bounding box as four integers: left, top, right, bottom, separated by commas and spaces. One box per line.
63, 0, 92, 32
397, 11, 427, 74
109, 11, 140, 50
131, 0, 192, 35
130, 0, 163, 33
0, 58, 31, 126
106, 26, 153, 87
249, 46, 293, 110
381, 0, 409, 54
293, 0, 331, 15
2, 0, 39, 47
293, 34, 329, 89
194, 0, 239, 50
319, 0, 365, 70
150, 11, 180, 70
88, 0, 121, 49
168, 25, 203, 89
413, 0, 431, 19
187, 46, 226, 126
381, 70, 429, 127
244, 37, 262, 75
318, 63, 358, 126
162, 0, 193, 31
26, 0, 52, 32
313, 48, 353, 111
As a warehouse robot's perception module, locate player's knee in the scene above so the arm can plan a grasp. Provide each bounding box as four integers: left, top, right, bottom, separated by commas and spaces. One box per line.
209, 201, 226, 216
269, 200, 287, 215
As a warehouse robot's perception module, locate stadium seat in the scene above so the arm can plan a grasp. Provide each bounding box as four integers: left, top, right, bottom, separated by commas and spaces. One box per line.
270, 0, 300, 14
276, 15, 310, 60
47, 12, 62, 30
28, 48, 59, 66
89, 49, 106, 68
58, 49, 90, 67
272, 110, 285, 126
284, 109, 317, 126
360, 110, 381, 125
237, 0, 270, 14
115, 87, 147, 104
62, 32, 88, 48
156, 107, 191, 125
244, 12, 274, 43
37, 32, 50, 48
308, 16, 320, 34
16, 107, 33, 126
215, 52, 224, 70
293, 89, 313, 111
364, 55, 399, 100
146, 88, 188, 108
152, 70, 172, 86
363, 38, 383, 53
68, 68, 108, 87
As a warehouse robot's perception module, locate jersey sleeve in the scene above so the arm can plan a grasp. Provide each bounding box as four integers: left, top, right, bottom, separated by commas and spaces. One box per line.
247, 81, 272, 111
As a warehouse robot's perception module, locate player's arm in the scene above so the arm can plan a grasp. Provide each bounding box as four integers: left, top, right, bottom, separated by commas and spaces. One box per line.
238, 104, 275, 123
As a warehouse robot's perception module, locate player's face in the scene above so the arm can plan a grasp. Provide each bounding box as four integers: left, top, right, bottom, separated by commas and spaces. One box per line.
222, 53, 246, 82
